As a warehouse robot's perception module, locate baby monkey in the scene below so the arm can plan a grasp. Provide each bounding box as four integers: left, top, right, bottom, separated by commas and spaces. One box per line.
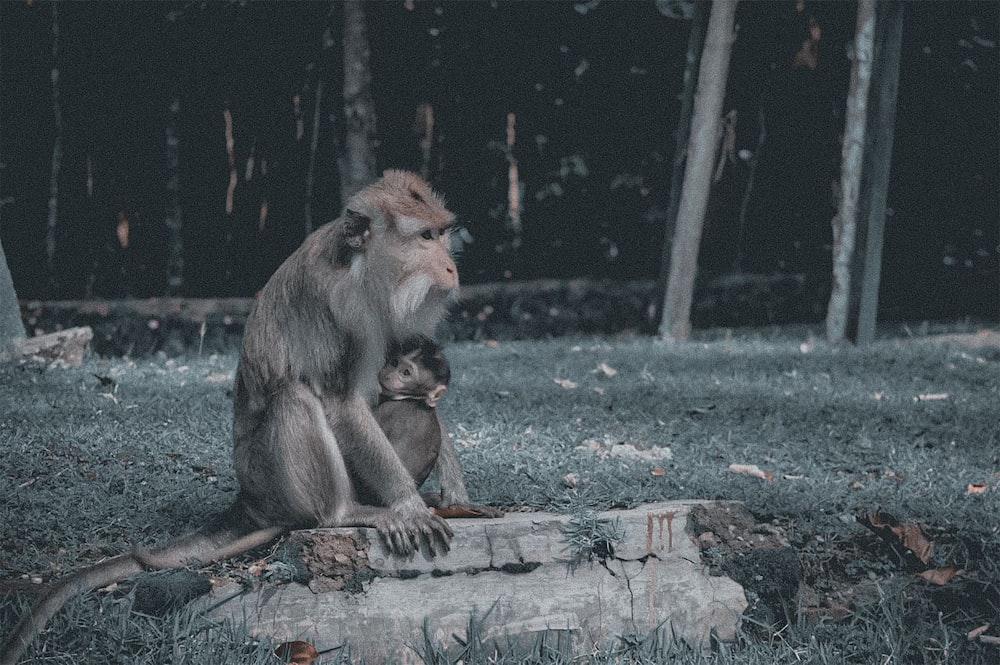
374, 336, 449, 489
373, 337, 502, 519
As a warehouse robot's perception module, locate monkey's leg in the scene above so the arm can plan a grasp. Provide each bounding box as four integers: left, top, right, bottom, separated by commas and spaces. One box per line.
430, 408, 504, 518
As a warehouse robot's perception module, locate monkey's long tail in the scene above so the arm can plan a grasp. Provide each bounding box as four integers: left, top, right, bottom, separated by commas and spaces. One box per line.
1, 503, 284, 665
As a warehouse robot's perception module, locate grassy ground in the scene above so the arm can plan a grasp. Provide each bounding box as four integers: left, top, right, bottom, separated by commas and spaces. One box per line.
1, 330, 998, 663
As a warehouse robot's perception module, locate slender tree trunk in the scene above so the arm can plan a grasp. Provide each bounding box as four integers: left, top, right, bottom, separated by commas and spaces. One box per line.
826, 0, 876, 343
340, 0, 377, 203
414, 102, 434, 181
304, 6, 336, 237
304, 75, 325, 236
850, 0, 903, 344
45, 1, 63, 289
659, 0, 738, 341
733, 106, 766, 273
164, 98, 183, 295
654, 0, 709, 329
0, 239, 25, 352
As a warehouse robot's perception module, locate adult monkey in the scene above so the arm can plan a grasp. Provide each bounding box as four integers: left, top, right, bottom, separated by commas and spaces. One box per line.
2, 170, 490, 664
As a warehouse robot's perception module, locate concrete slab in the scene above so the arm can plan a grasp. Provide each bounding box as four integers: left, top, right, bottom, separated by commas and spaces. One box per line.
205, 501, 747, 661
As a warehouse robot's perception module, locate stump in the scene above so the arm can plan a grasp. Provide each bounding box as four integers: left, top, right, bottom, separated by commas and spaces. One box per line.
206, 501, 748, 661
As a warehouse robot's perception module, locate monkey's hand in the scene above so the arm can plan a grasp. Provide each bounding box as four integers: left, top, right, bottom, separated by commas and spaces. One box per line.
377, 495, 454, 557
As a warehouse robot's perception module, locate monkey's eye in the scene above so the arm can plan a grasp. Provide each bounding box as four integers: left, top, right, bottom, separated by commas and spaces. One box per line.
402, 368, 412, 377
420, 230, 434, 241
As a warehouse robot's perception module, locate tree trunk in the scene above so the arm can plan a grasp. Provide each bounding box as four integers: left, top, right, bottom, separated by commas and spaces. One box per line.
164, 98, 184, 295
659, 0, 738, 341
654, 0, 710, 331
304, 7, 335, 236
340, 0, 377, 203
45, 1, 63, 290
826, 0, 876, 344
0, 239, 25, 352
848, 1, 904, 344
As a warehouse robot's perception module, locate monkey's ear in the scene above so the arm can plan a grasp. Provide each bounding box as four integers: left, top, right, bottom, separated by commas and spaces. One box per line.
425, 384, 447, 407
334, 209, 372, 266
343, 209, 372, 249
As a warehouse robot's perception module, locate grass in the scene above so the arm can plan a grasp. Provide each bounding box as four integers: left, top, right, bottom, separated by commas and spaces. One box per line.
1, 330, 999, 663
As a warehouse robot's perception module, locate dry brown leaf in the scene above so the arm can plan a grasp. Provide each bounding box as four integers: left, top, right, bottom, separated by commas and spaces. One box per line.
967, 624, 990, 640
915, 393, 949, 402
651, 467, 665, 477
596, 362, 618, 377
918, 566, 958, 585
728, 463, 774, 482
980, 634, 1000, 646
967, 483, 988, 494
858, 512, 934, 564
431, 505, 498, 519
563, 472, 581, 488
275, 641, 319, 665
553, 378, 578, 389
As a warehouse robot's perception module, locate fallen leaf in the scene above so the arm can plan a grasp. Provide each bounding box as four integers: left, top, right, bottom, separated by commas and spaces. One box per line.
431, 505, 498, 519
553, 378, 578, 389
967, 483, 988, 494
204, 372, 231, 384
858, 512, 934, 564
918, 566, 958, 585
979, 634, 1000, 646
728, 463, 773, 482
651, 467, 665, 476
482, 340, 499, 348
592, 386, 605, 395
967, 624, 990, 640
275, 641, 319, 665
596, 362, 617, 377
915, 393, 949, 402
563, 472, 581, 488
610, 443, 672, 461
687, 404, 716, 416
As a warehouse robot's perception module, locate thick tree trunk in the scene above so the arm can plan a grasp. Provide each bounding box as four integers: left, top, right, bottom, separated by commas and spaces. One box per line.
826, 0, 876, 344
654, 0, 710, 330
45, 2, 63, 288
849, 1, 904, 344
340, 0, 377, 203
659, 0, 738, 341
0, 239, 25, 352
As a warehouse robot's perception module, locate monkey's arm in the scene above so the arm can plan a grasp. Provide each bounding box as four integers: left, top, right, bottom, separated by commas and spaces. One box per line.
330, 396, 455, 552
431, 408, 504, 518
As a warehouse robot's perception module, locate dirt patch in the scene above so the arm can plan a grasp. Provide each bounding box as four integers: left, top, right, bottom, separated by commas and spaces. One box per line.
687, 501, 1000, 649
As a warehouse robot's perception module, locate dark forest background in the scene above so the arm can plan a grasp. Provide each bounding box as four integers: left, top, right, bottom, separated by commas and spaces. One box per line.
1, 0, 997, 324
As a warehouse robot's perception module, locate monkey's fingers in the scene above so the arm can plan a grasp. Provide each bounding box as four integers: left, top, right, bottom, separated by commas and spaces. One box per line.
377, 517, 416, 557
425, 513, 454, 555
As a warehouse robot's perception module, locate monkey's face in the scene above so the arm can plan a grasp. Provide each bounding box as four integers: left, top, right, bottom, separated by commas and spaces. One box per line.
378, 350, 448, 406
361, 172, 458, 319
